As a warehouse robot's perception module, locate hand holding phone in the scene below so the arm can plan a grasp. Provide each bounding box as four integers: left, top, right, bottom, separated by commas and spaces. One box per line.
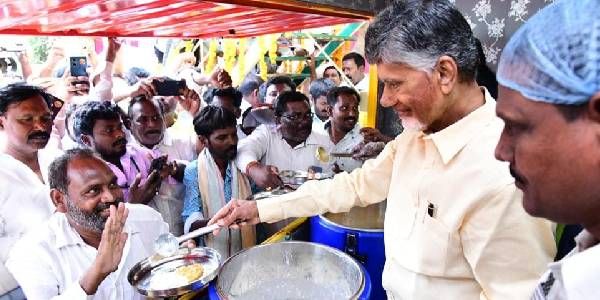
153, 78, 186, 96
70, 56, 88, 78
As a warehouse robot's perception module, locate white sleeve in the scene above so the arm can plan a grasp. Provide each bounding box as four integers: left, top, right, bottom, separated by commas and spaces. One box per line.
6, 241, 93, 300
235, 125, 270, 173
89, 61, 114, 102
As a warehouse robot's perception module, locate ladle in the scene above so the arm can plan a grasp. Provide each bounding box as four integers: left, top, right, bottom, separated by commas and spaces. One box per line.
154, 223, 221, 257
315, 146, 354, 163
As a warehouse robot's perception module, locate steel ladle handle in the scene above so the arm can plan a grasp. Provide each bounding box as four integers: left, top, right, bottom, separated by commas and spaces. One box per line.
176, 223, 221, 244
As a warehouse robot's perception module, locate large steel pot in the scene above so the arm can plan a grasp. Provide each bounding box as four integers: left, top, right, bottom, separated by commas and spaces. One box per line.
211, 241, 370, 299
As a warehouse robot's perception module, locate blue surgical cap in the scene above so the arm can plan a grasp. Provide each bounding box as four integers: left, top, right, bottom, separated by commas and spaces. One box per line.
497, 0, 600, 105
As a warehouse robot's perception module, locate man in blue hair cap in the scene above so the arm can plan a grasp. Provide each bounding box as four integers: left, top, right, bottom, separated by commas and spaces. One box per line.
494, 0, 600, 299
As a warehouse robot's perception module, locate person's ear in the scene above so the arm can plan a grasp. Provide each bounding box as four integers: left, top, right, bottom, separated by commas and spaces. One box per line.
198, 135, 208, 146
327, 105, 333, 117
435, 55, 458, 95
251, 89, 259, 104
0, 115, 5, 130
80, 134, 93, 147
359, 65, 366, 73
587, 91, 600, 123
50, 189, 68, 213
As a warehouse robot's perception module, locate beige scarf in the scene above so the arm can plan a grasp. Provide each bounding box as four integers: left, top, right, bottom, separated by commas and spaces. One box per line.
196, 148, 255, 258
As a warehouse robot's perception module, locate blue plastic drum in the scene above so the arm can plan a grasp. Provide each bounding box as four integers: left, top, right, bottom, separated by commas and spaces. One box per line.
310, 202, 387, 300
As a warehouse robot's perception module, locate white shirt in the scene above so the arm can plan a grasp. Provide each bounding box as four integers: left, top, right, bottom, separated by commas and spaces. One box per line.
257, 89, 556, 299
131, 128, 197, 236
236, 125, 248, 140
354, 75, 369, 93
0, 149, 60, 294
235, 124, 332, 173
148, 127, 197, 163
533, 230, 600, 300
6, 204, 168, 300
323, 122, 364, 173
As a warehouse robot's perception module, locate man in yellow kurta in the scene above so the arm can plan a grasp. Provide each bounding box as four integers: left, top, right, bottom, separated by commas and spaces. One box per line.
208, 1, 556, 299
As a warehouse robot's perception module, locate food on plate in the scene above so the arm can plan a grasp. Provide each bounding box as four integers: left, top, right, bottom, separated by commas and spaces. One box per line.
147, 263, 205, 291
175, 263, 205, 282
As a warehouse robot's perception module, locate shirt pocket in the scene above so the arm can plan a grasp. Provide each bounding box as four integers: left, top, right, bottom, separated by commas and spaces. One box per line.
403, 210, 451, 277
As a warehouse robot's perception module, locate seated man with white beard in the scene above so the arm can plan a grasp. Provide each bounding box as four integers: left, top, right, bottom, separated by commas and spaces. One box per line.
6, 149, 168, 300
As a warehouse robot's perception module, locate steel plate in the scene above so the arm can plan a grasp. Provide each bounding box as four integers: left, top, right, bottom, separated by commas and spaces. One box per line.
127, 247, 221, 298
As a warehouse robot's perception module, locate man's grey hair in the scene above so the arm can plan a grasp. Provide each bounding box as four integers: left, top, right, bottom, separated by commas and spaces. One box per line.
365, 0, 479, 81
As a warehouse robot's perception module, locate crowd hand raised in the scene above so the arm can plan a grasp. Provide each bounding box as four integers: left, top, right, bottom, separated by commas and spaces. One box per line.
56, 69, 89, 102
129, 77, 159, 99
207, 199, 260, 235
128, 170, 162, 204
247, 164, 282, 190
105, 37, 122, 62
209, 68, 232, 89
352, 141, 386, 161
80, 203, 129, 295
177, 86, 201, 116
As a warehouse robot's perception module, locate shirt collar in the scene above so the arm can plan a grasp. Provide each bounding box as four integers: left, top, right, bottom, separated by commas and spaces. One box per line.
425, 88, 496, 165
276, 127, 323, 149
323, 121, 361, 137
575, 229, 599, 251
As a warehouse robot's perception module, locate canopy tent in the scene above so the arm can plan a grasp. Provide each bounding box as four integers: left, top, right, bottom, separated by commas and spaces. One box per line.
0, 0, 369, 38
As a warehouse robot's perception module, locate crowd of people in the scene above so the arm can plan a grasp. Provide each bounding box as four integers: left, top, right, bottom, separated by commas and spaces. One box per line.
0, 0, 598, 299
0, 13, 390, 300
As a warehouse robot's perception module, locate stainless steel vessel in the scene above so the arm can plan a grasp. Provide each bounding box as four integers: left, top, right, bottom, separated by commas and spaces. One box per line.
215, 241, 366, 299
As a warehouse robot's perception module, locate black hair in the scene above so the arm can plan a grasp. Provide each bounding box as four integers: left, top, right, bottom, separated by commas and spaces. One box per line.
48, 148, 98, 193
326, 86, 361, 107
123, 67, 150, 86
266, 75, 296, 91
342, 52, 366, 68
0, 82, 53, 114
274, 91, 310, 117
73, 101, 122, 140
193, 105, 237, 137
239, 73, 265, 97
323, 65, 341, 78
309, 78, 336, 101
212, 87, 243, 108
365, 0, 479, 82
127, 96, 164, 120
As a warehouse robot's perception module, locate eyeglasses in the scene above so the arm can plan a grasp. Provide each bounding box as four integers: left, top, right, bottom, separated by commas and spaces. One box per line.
281, 112, 314, 122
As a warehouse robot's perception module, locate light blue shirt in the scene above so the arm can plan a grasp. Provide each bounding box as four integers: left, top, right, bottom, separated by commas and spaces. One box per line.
181, 160, 233, 223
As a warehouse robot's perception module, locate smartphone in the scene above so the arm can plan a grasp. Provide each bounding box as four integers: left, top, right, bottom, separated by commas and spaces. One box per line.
153, 78, 186, 96
69, 56, 88, 77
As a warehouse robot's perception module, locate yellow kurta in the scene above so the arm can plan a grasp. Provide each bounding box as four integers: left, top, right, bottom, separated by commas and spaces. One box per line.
256, 89, 556, 299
